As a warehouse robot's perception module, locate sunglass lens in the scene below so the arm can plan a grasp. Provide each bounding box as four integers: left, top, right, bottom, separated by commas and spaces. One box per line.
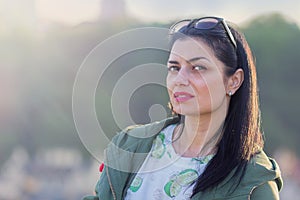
170, 20, 190, 34
195, 18, 219, 29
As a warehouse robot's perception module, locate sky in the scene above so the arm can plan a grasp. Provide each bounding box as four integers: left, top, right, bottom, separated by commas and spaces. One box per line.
127, 0, 300, 24
0, 0, 299, 30
36, 0, 300, 26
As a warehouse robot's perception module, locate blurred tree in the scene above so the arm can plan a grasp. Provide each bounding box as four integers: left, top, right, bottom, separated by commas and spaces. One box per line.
243, 13, 300, 155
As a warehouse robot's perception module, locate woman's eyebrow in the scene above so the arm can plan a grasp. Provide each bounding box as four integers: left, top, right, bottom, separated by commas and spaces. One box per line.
188, 56, 209, 63
168, 57, 210, 64
168, 60, 179, 64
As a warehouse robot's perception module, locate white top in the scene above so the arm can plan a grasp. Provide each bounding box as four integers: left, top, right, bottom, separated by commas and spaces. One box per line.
125, 124, 214, 200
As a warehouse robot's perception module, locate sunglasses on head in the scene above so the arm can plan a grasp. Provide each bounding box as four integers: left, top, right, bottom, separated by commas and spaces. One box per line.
169, 16, 237, 48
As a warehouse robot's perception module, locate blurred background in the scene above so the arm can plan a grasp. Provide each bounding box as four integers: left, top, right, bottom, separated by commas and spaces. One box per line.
0, 0, 300, 199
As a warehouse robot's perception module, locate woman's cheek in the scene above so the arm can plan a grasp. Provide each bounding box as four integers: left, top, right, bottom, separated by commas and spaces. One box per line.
166, 76, 175, 96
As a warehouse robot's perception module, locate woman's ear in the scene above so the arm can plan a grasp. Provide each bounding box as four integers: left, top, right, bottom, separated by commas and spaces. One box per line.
226, 69, 244, 96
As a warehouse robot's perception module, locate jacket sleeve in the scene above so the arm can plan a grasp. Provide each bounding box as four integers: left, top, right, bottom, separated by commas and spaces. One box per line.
82, 132, 126, 200
250, 181, 280, 200
82, 165, 115, 200
82, 127, 142, 200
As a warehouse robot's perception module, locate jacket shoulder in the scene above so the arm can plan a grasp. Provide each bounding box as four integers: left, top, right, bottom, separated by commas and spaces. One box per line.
250, 181, 280, 200
110, 117, 179, 151
232, 150, 282, 199
247, 150, 283, 192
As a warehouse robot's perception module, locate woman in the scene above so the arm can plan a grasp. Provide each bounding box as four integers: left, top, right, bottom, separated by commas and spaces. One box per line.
83, 16, 282, 200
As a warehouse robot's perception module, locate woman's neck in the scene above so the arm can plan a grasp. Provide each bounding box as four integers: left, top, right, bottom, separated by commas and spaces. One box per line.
173, 113, 225, 158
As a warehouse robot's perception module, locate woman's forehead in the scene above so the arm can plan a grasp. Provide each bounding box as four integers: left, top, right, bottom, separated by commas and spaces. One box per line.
169, 38, 214, 61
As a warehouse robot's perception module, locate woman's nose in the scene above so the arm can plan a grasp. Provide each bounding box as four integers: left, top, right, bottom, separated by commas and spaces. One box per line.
175, 68, 189, 86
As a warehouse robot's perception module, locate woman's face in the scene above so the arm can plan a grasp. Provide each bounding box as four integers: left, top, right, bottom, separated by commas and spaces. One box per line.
167, 38, 230, 116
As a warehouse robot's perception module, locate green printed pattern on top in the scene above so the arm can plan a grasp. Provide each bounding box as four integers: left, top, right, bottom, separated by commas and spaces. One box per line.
151, 133, 166, 159
129, 176, 143, 192
164, 169, 199, 197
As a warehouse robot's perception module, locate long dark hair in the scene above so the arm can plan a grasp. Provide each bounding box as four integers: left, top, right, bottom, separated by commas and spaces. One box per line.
169, 19, 264, 195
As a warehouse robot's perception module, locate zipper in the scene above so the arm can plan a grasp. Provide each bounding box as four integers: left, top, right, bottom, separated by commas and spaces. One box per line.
106, 165, 117, 200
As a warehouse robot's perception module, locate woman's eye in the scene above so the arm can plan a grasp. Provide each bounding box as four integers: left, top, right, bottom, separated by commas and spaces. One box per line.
193, 65, 207, 71
168, 66, 180, 72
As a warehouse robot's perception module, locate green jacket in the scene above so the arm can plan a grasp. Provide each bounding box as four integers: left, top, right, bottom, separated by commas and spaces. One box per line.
83, 117, 282, 200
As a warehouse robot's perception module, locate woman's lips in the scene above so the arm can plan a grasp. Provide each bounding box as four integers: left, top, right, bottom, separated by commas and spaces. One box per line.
174, 92, 194, 102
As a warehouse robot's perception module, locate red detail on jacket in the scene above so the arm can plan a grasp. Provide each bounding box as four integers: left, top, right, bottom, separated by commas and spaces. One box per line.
99, 163, 104, 172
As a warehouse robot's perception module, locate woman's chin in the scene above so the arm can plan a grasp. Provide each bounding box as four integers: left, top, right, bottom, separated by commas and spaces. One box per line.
173, 108, 200, 117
